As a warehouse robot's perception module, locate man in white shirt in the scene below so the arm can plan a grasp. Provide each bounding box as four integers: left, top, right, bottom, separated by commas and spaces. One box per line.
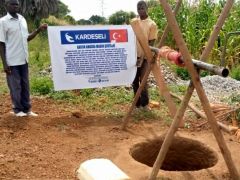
0, 0, 47, 117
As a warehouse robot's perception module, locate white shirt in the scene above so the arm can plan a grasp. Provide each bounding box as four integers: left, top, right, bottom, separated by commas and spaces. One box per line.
0, 13, 29, 66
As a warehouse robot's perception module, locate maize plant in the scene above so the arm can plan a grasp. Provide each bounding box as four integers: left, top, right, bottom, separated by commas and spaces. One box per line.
148, 0, 240, 69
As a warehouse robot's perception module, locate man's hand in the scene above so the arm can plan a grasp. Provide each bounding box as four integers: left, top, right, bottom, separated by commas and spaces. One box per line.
37, 23, 48, 32
3, 64, 11, 75
28, 23, 48, 41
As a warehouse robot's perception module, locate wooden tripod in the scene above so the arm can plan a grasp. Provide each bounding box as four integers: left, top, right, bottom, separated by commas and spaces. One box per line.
121, 0, 182, 131
122, 0, 239, 179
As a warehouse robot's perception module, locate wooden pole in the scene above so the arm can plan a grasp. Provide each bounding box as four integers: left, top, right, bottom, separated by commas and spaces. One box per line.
122, 0, 183, 130
200, 0, 234, 61
151, 62, 177, 118
149, 82, 195, 180
122, 21, 177, 130
121, 63, 153, 130
149, 0, 239, 179
158, 0, 182, 47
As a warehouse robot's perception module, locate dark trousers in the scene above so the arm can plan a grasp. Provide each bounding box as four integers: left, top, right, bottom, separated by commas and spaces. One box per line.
6, 63, 31, 113
132, 59, 149, 107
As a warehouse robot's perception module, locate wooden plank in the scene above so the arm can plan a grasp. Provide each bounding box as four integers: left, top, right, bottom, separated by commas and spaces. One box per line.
122, 0, 183, 130
122, 20, 178, 130
121, 64, 152, 130
131, 20, 177, 116
200, 0, 234, 61
149, 82, 195, 180
158, 0, 182, 47
151, 62, 177, 118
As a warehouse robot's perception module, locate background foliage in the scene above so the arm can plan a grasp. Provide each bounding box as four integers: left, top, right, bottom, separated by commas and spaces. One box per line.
148, 0, 240, 70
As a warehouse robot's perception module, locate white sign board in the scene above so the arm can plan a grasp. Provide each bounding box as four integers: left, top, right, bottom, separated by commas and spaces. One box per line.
48, 25, 137, 90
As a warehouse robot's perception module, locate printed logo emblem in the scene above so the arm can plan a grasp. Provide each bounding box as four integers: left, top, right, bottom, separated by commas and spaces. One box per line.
65, 33, 75, 43
110, 29, 128, 43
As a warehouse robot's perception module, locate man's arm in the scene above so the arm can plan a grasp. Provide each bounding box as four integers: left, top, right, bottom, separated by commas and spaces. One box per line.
0, 42, 11, 74
27, 23, 48, 42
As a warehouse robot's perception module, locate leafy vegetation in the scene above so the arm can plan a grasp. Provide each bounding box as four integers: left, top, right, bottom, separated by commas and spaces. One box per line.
175, 67, 190, 80
230, 65, 240, 81
0, 0, 59, 24
89, 15, 107, 25
148, 0, 240, 69
109, 11, 136, 25
31, 76, 53, 95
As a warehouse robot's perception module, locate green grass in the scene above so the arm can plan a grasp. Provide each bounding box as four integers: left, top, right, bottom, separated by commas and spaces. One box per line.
230, 66, 240, 81
0, 74, 8, 95
31, 76, 53, 95
77, 87, 133, 112
28, 36, 51, 73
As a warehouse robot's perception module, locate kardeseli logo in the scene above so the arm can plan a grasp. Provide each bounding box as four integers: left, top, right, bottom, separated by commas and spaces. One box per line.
65, 33, 75, 43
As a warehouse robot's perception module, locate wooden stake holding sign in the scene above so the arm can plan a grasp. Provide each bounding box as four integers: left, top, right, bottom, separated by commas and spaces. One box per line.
149, 0, 239, 179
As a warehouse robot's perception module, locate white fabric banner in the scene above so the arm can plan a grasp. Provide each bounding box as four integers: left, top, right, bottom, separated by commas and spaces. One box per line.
48, 25, 137, 90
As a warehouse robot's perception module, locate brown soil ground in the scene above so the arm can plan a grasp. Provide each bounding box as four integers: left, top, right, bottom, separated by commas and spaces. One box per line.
0, 93, 240, 180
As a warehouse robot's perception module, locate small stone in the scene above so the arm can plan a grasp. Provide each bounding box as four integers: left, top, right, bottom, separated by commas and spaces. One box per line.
72, 111, 82, 118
